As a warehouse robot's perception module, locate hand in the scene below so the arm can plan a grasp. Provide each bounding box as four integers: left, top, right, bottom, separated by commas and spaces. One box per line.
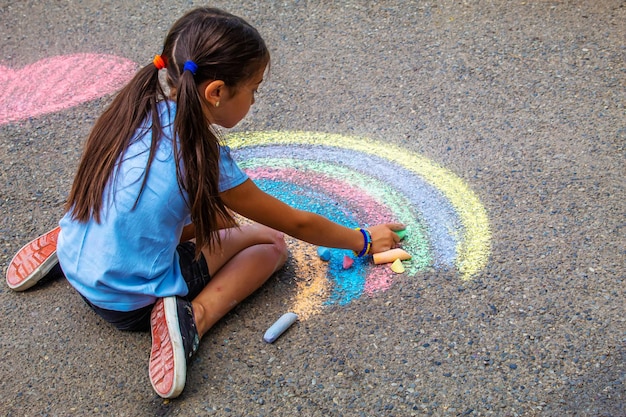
366, 223, 405, 254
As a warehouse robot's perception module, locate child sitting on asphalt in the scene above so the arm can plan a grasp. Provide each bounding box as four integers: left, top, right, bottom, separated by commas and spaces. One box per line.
5, 7, 402, 399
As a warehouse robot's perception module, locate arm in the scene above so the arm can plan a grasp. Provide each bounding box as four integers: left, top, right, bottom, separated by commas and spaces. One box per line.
220, 179, 403, 254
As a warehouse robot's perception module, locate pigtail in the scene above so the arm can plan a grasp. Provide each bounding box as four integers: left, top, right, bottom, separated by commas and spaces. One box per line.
174, 64, 233, 254
65, 62, 165, 222
160, 7, 269, 257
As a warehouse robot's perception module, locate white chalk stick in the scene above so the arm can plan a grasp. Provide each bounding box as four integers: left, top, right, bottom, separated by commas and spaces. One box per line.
263, 312, 298, 343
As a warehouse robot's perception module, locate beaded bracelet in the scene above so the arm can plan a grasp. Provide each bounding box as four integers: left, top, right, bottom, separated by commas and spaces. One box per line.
354, 228, 372, 257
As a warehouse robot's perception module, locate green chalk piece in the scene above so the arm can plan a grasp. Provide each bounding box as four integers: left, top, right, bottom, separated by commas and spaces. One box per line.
395, 229, 407, 240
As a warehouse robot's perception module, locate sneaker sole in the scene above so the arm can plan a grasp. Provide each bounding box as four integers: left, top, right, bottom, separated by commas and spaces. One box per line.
149, 297, 187, 399
6, 227, 60, 291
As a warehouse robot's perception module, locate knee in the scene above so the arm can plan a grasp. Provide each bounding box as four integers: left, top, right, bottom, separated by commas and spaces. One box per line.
269, 232, 288, 268
246, 223, 289, 268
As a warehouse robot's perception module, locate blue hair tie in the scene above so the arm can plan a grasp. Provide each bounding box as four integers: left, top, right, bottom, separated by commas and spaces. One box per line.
183, 60, 198, 75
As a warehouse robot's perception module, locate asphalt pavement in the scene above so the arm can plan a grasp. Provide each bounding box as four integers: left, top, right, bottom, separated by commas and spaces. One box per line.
1, 1, 624, 416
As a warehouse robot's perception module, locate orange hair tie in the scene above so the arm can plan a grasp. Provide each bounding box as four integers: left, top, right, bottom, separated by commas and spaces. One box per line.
153, 54, 167, 70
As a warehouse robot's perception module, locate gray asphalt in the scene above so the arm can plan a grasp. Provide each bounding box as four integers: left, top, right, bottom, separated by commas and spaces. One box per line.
1, 1, 624, 416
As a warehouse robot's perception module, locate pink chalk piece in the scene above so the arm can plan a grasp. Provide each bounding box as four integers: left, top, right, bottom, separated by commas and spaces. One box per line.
342, 255, 354, 270
0, 54, 138, 125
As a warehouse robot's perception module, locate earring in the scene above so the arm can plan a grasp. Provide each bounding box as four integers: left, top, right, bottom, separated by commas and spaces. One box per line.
215, 101, 220, 108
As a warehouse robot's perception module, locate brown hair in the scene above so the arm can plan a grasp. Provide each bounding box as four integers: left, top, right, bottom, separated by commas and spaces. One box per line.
65, 7, 269, 254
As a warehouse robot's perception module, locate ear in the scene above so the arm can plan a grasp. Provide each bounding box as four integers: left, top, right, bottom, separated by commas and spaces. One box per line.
203, 80, 225, 107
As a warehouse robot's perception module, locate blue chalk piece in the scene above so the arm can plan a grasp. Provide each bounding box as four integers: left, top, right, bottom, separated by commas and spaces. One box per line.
264, 312, 298, 343
316, 246, 331, 261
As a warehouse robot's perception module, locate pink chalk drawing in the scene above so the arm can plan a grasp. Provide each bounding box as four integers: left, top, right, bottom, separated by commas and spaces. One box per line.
0, 53, 137, 125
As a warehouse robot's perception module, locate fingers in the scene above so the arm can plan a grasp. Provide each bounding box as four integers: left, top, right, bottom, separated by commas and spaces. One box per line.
366, 223, 406, 252
387, 223, 406, 232
385, 223, 405, 246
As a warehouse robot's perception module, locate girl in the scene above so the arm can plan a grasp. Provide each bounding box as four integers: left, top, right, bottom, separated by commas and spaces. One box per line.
6, 7, 403, 399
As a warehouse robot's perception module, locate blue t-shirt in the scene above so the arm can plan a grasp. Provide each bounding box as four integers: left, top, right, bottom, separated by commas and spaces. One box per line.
57, 101, 248, 311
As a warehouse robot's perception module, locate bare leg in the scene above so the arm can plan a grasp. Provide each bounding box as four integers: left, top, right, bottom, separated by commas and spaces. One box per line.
191, 224, 288, 337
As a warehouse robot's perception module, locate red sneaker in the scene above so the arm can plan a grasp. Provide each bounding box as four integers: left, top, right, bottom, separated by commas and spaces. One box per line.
149, 296, 199, 399
6, 227, 60, 291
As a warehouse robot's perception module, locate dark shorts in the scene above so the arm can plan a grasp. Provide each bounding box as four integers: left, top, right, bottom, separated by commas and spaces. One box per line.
81, 241, 211, 332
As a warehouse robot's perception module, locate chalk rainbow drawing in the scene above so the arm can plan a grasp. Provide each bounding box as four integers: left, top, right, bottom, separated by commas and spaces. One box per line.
0, 54, 137, 125
227, 131, 491, 319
